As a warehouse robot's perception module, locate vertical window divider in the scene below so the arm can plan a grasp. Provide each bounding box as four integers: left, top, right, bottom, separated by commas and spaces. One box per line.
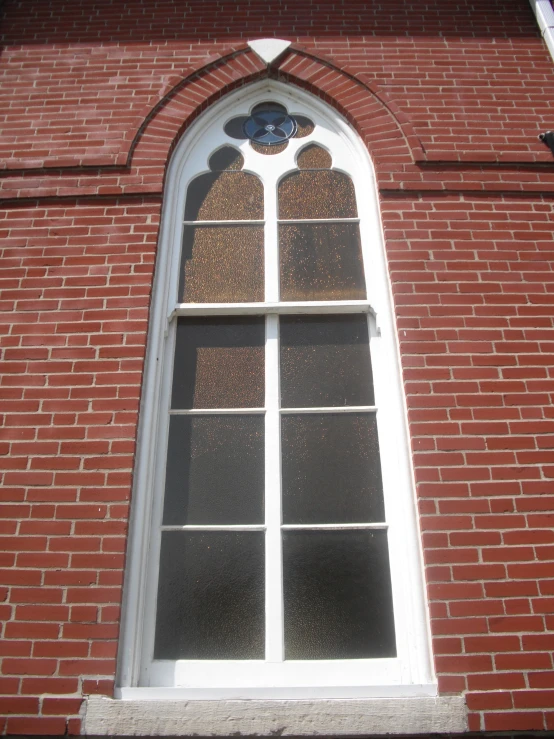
264, 172, 284, 662
264, 315, 283, 662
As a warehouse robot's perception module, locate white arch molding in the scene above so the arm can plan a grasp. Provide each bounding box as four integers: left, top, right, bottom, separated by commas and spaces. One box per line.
114, 80, 441, 708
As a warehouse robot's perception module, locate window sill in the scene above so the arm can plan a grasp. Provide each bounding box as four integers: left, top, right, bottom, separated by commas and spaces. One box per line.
84, 693, 467, 736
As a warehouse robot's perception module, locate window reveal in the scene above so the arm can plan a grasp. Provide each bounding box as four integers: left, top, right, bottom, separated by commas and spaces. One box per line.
120, 87, 433, 698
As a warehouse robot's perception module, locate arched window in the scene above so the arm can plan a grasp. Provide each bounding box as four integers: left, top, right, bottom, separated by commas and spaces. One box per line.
119, 82, 434, 698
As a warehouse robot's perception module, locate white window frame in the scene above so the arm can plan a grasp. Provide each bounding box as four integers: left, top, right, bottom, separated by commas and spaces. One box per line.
117, 80, 435, 700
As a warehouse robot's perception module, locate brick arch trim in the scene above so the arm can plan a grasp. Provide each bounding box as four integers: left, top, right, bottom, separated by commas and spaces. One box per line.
128, 44, 426, 175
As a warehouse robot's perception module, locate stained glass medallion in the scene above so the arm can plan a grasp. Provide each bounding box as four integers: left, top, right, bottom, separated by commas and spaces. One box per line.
224, 102, 314, 154
243, 103, 297, 146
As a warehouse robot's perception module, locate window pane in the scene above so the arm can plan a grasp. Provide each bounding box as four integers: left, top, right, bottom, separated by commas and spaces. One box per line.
278, 170, 357, 220
281, 413, 384, 524
185, 171, 263, 221
279, 223, 366, 301
208, 147, 244, 171
180, 225, 264, 303
163, 415, 264, 525
296, 144, 332, 169
280, 315, 374, 408
171, 317, 265, 409
293, 116, 314, 138
154, 531, 265, 659
283, 529, 396, 660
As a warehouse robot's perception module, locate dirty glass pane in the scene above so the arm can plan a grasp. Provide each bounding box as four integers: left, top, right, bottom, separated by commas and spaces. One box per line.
171, 317, 265, 409
297, 144, 332, 169
251, 141, 288, 155
283, 529, 396, 660
185, 171, 263, 221
279, 222, 366, 301
154, 531, 265, 659
180, 225, 264, 303
163, 415, 264, 525
281, 413, 384, 524
293, 116, 314, 138
280, 315, 374, 408
278, 170, 357, 220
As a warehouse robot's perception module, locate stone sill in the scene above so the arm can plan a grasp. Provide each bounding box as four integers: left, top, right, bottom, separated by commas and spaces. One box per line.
84, 694, 467, 736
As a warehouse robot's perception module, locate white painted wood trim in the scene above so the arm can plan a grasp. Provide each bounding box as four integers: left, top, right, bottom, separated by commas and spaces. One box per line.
530, 0, 554, 63
84, 695, 467, 736
264, 315, 284, 662
169, 300, 375, 318
280, 405, 377, 414
119, 79, 436, 698
169, 407, 266, 414
281, 523, 387, 530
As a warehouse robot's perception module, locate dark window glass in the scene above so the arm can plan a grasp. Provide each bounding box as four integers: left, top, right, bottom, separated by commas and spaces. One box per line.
281, 413, 384, 524
278, 171, 357, 220
224, 117, 249, 140
280, 315, 374, 408
279, 222, 366, 301
171, 317, 265, 409
208, 147, 244, 171
180, 225, 264, 303
185, 171, 263, 221
163, 415, 264, 525
283, 529, 396, 660
155, 531, 265, 659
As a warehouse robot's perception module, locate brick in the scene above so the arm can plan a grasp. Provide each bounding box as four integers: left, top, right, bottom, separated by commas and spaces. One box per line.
1, 2, 554, 730
6, 717, 68, 735
484, 711, 545, 731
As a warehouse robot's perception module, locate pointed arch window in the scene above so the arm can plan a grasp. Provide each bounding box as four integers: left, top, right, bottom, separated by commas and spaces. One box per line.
119, 84, 434, 698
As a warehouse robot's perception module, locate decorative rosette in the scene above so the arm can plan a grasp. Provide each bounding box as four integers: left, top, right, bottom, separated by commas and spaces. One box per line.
224, 102, 314, 154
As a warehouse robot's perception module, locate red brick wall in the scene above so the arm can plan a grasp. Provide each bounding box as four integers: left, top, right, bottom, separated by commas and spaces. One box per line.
0, 199, 160, 735
1, 0, 554, 735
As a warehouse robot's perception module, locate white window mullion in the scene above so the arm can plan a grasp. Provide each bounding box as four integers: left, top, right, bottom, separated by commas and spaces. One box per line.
264, 314, 283, 662
264, 164, 284, 662
264, 169, 279, 303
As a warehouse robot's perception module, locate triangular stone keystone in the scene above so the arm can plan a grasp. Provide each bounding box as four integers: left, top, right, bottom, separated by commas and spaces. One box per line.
248, 38, 291, 65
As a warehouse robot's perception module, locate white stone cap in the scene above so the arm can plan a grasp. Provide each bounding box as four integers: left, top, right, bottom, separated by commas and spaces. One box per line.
248, 38, 292, 65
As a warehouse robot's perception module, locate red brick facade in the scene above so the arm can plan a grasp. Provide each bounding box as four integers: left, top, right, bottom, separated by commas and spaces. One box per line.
1, 0, 554, 734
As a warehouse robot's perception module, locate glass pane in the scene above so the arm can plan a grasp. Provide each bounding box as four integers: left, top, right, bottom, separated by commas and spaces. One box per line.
208, 147, 244, 171
281, 413, 384, 524
251, 141, 288, 155
297, 144, 332, 169
279, 222, 366, 301
171, 317, 264, 409
185, 171, 263, 221
180, 225, 264, 303
293, 116, 314, 138
278, 170, 357, 220
154, 531, 265, 659
224, 117, 249, 139
163, 415, 264, 525
283, 529, 396, 660
280, 315, 374, 408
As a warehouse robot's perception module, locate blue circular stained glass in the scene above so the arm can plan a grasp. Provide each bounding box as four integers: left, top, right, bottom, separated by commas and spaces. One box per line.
243, 104, 297, 146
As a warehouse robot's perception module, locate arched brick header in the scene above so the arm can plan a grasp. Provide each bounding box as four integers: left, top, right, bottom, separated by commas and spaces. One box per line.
0, 44, 428, 201
129, 44, 426, 176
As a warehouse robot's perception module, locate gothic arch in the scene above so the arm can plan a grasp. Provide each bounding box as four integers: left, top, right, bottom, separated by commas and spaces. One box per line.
127, 43, 426, 176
